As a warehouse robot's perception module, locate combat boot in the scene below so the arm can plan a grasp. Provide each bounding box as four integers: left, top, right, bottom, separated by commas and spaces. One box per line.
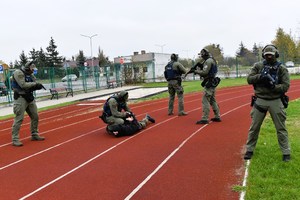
31, 134, 45, 141
196, 120, 209, 124
12, 140, 23, 147
211, 117, 222, 122
244, 151, 253, 160
178, 111, 187, 116
146, 114, 155, 123
283, 155, 291, 162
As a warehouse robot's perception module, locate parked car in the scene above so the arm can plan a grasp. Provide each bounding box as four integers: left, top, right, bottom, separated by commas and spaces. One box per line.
0, 81, 8, 96
61, 74, 78, 82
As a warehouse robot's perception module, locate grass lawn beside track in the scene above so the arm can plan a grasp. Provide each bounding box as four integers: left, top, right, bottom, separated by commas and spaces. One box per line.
243, 99, 300, 199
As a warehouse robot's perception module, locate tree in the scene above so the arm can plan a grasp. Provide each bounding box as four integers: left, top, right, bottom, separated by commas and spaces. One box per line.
29, 48, 39, 62
98, 47, 108, 67
76, 50, 86, 66
19, 51, 28, 67
272, 27, 297, 63
46, 37, 63, 67
252, 43, 260, 61
236, 42, 248, 57
203, 44, 224, 64
36, 48, 48, 68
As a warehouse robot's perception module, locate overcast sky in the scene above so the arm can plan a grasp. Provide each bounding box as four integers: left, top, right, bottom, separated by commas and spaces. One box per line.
1, 0, 300, 64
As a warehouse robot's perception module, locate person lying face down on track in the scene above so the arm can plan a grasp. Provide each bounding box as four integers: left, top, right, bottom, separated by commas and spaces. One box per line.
106, 113, 155, 137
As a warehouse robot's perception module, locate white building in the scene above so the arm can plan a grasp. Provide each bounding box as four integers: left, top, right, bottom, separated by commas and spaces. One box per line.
114, 50, 171, 82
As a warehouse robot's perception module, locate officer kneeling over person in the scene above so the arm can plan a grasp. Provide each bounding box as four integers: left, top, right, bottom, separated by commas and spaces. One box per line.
11, 61, 46, 147
100, 90, 155, 137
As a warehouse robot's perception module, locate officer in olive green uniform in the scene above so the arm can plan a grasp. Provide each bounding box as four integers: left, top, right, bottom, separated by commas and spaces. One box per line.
100, 90, 155, 131
11, 61, 45, 147
164, 54, 188, 116
194, 49, 221, 124
101, 90, 132, 128
244, 44, 291, 162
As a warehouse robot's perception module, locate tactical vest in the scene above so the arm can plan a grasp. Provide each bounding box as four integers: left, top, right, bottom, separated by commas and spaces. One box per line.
164, 62, 180, 81
262, 61, 281, 84
11, 69, 34, 93
103, 95, 127, 117
207, 58, 218, 78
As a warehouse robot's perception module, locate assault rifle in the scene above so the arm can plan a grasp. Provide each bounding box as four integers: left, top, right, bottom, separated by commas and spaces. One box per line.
184, 60, 205, 78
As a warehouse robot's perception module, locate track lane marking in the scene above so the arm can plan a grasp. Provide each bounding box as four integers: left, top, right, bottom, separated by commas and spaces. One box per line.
124, 103, 249, 199
17, 95, 250, 199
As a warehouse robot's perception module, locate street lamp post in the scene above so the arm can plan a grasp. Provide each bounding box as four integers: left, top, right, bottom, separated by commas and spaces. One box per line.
155, 44, 166, 53
80, 34, 98, 67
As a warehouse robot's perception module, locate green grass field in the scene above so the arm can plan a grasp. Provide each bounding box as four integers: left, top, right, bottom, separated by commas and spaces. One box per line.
242, 99, 300, 199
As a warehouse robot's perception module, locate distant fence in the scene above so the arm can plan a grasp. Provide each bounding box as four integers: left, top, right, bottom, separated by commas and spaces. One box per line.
1, 64, 298, 104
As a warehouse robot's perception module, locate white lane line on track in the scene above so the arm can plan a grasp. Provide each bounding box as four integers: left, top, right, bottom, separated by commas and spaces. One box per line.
19, 102, 249, 200
0, 117, 98, 148
239, 160, 250, 200
77, 103, 103, 106
0, 105, 97, 133
19, 116, 177, 200
124, 103, 249, 200
0, 128, 101, 171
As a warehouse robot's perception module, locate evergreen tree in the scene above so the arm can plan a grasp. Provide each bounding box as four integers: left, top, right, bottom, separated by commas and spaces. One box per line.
98, 47, 108, 67
36, 48, 48, 68
236, 42, 247, 57
29, 48, 39, 62
76, 50, 86, 66
19, 51, 28, 67
46, 37, 63, 67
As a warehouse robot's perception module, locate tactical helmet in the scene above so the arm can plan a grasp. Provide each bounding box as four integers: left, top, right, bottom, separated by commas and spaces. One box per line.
262, 45, 279, 58
25, 61, 34, 69
23, 61, 35, 74
118, 90, 129, 101
199, 48, 210, 58
170, 53, 178, 61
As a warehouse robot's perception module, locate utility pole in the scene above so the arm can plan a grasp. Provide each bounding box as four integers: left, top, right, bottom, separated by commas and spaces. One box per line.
80, 34, 98, 67
155, 44, 166, 53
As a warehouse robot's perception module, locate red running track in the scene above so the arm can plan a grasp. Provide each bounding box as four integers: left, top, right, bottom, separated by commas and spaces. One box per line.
1, 80, 300, 200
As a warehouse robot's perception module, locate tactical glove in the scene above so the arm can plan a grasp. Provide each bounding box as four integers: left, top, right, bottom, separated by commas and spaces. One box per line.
35, 83, 45, 90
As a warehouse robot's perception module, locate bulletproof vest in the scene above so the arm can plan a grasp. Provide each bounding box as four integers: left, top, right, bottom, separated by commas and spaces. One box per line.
103, 95, 126, 116
11, 70, 34, 93
164, 62, 180, 81
262, 61, 281, 84
207, 59, 218, 78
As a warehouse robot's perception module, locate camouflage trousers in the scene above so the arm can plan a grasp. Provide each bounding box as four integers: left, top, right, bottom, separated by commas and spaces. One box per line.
246, 98, 290, 155
167, 80, 184, 114
201, 87, 220, 120
12, 97, 39, 141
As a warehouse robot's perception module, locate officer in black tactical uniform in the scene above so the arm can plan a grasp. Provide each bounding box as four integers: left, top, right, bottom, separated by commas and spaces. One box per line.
106, 113, 155, 137
11, 61, 45, 147
164, 53, 188, 116
194, 48, 221, 124
244, 44, 291, 162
